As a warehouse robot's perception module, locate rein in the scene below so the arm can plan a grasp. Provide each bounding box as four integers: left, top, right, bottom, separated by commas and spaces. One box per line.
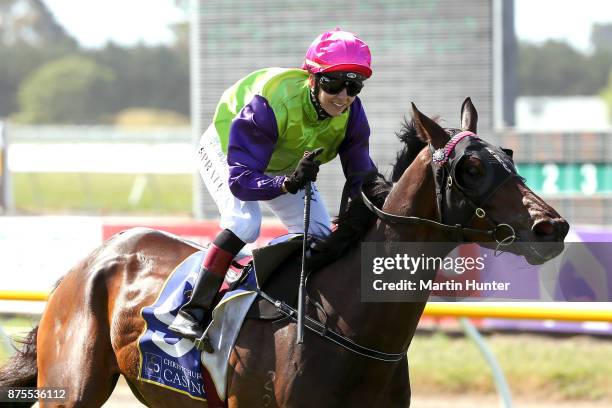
258, 290, 407, 362
362, 132, 517, 250
360, 189, 516, 247
260, 132, 519, 363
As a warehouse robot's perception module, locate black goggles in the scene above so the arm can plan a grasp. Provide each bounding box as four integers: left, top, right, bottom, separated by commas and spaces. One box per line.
318, 73, 365, 97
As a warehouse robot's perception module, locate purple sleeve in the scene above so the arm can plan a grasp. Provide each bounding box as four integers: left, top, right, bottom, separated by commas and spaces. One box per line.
338, 97, 377, 198
227, 95, 286, 201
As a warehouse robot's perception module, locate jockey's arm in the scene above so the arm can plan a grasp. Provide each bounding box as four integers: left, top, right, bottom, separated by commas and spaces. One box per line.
227, 95, 287, 201
338, 97, 377, 199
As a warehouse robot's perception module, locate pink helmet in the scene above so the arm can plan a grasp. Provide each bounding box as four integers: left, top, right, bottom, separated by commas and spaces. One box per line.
302, 29, 372, 78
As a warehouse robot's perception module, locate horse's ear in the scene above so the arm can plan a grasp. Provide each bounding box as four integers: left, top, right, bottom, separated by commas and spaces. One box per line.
460, 97, 478, 133
411, 102, 448, 149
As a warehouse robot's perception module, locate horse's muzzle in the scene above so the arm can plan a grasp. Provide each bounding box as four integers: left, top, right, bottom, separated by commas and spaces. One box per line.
532, 218, 569, 242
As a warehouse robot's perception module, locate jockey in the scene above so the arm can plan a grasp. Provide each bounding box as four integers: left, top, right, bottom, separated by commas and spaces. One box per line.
169, 28, 377, 347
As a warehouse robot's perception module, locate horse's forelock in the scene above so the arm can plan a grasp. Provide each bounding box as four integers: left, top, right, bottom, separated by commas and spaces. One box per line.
391, 120, 463, 183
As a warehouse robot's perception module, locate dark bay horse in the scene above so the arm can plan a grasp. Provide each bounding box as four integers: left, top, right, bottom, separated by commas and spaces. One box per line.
0, 99, 568, 407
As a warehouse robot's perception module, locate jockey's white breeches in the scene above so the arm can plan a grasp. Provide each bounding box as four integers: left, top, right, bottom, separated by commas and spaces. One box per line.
197, 124, 331, 243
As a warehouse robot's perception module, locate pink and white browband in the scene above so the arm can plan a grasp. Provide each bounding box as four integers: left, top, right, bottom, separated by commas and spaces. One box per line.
431, 131, 478, 165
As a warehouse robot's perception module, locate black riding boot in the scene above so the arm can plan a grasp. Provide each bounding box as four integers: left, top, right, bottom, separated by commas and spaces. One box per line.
168, 266, 225, 342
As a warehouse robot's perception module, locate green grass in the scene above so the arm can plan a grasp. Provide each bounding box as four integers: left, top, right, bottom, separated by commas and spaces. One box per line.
12, 173, 192, 214
0, 316, 39, 362
408, 332, 612, 401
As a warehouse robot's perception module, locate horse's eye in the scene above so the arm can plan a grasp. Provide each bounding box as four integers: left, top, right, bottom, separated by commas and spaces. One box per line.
456, 160, 484, 188
466, 166, 481, 177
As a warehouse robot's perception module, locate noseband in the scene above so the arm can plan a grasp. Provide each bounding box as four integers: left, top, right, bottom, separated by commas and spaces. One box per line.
362, 131, 518, 250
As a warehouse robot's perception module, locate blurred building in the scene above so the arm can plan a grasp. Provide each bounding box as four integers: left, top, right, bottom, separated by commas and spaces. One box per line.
516, 96, 611, 131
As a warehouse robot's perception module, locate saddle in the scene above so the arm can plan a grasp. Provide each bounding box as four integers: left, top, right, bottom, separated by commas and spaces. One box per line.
137, 234, 323, 405
224, 234, 318, 320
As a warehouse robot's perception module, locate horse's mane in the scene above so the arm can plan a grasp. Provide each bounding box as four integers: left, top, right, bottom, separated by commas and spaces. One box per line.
391, 119, 428, 182
309, 120, 428, 270
309, 172, 391, 270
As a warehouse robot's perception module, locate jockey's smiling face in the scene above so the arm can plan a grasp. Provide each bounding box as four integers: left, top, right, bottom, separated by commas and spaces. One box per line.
318, 86, 355, 117
312, 71, 365, 117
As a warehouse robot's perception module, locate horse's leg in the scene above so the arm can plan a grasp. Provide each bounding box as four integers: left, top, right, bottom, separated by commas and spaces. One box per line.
229, 318, 412, 408
227, 319, 284, 408
228, 319, 327, 408
378, 357, 411, 407
36, 262, 121, 407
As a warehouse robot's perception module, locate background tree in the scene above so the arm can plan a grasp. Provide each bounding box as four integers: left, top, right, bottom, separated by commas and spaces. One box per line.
15, 55, 115, 123
88, 44, 190, 117
8, 1, 612, 124
0, 0, 78, 117
518, 23, 612, 97
0, 0, 190, 124
590, 23, 612, 120
591, 23, 612, 54
0, 0, 76, 47
519, 40, 588, 95
170, 0, 189, 51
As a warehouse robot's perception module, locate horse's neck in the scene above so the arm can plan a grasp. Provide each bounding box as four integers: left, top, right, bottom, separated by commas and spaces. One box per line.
314, 240, 450, 354
380, 157, 446, 242
312, 157, 454, 354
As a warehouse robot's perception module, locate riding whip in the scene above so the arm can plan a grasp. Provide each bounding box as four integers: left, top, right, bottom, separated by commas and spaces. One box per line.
297, 147, 323, 344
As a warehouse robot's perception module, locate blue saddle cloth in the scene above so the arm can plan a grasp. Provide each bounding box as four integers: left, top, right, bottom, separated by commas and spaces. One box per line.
137, 250, 257, 401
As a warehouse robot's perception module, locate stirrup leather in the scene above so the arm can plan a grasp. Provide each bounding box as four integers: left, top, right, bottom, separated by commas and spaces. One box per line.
194, 321, 215, 353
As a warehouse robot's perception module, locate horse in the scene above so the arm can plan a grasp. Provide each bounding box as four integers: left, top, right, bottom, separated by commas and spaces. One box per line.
0, 98, 569, 407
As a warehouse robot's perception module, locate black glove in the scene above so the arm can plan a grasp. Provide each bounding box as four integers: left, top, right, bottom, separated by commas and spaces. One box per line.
283, 148, 324, 194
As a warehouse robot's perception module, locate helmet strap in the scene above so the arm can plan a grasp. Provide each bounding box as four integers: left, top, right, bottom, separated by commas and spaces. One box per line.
309, 74, 331, 120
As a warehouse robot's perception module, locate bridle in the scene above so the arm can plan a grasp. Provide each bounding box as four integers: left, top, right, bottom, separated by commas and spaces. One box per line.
263, 132, 522, 363
361, 131, 519, 251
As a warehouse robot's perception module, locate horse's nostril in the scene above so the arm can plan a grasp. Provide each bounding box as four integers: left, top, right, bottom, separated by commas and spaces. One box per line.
533, 220, 555, 237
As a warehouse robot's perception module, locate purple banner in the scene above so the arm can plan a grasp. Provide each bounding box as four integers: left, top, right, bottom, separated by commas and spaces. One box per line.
361, 240, 612, 302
